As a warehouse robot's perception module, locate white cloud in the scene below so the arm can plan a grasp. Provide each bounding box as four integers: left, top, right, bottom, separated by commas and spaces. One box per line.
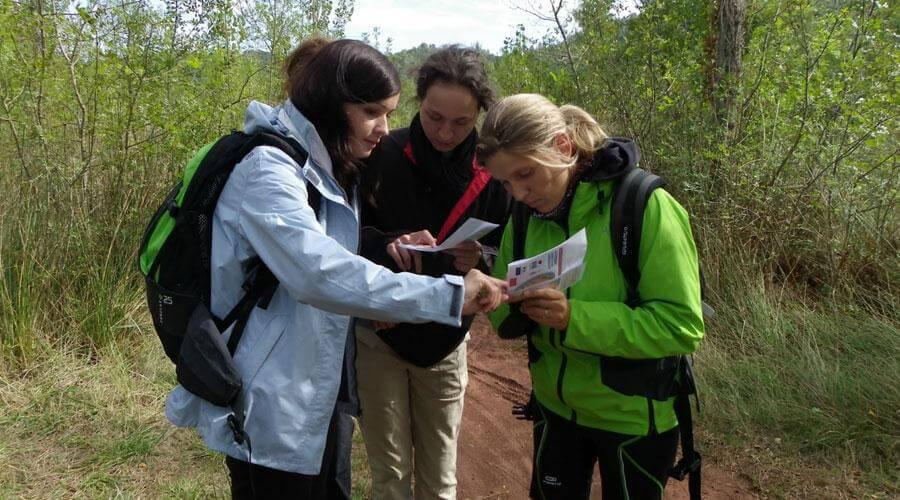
344, 0, 641, 54
345, 0, 558, 54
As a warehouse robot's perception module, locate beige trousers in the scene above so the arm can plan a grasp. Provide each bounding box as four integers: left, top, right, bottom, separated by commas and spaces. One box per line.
356, 327, 468, 500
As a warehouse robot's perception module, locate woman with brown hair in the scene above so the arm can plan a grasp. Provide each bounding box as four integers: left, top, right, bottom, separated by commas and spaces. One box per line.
163, 39, 507, 499
357, 46, 510, 499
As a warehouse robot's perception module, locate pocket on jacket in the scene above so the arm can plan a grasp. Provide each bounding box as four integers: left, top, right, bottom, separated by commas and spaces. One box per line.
232, 312, 288, 386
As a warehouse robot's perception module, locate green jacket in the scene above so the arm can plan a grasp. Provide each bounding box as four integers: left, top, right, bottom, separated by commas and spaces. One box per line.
489, 179, 704, 436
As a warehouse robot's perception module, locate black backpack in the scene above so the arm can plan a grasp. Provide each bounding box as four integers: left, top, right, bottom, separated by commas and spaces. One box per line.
502, 167, 704, 500
138, 131, 321, 418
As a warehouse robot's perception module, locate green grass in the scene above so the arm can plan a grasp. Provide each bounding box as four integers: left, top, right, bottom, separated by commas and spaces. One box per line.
0, 332, 374, 498
694, 256, 900, 498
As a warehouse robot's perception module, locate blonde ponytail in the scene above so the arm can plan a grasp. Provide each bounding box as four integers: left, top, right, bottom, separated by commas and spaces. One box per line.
478, 94, 606, 170
560, 104, 607, 158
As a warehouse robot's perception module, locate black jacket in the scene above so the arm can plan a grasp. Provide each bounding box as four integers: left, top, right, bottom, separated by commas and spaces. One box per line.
360, 125, 511, 366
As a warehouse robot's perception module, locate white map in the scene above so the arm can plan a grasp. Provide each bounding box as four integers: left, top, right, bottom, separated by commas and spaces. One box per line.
398, 218, 500, 253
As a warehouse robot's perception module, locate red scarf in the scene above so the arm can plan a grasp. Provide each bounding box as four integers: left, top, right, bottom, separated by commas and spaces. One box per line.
403, 141, 492, 244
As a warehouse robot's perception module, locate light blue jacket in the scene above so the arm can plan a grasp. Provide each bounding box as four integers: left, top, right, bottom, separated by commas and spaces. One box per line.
165, 100, 465, 474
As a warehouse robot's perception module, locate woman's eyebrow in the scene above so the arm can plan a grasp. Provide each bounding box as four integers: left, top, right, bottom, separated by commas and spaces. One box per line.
369, 102, 396, 112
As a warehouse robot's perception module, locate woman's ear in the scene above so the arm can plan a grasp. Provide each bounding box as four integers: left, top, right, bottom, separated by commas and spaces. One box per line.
554, 133, 575, 158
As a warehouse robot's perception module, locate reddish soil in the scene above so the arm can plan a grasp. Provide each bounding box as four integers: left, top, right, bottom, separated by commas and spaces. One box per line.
456, 318, 757, 500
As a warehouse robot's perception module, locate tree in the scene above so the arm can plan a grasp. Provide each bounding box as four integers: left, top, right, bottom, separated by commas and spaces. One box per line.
512, 0, 583, 100
241, 0, 354, 101
712, 0, 745, 131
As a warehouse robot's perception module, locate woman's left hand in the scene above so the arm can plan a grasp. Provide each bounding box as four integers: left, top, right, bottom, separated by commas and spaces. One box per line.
509, 287, 571, 330
387, 230, 435, 273
443, 240, 483, 272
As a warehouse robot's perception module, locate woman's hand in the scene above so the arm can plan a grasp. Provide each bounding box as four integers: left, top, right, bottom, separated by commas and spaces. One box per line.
508, 287, 570, 330
443, 240, 483, 272
462, 269, 509, 315
386, 230, 436, 273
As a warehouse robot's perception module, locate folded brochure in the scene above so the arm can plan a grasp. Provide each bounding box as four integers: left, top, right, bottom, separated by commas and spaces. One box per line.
507, 228, 587, 294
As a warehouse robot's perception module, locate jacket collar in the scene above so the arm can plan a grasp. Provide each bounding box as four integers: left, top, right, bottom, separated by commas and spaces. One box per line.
276, 101, 356, 210
276, 100, 334, 179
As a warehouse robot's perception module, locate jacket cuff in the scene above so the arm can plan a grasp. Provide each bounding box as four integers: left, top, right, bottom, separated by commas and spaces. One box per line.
443, 274, 464, 318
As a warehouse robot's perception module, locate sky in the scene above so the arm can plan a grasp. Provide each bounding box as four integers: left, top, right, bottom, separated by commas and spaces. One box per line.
344, 0, 573, 54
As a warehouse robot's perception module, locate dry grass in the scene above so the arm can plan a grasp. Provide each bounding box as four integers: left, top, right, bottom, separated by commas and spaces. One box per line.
0, 334, 226, 498
0, 331, 372, 499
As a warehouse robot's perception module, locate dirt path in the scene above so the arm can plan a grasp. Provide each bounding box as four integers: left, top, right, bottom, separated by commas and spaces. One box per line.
456, 318, 757, 499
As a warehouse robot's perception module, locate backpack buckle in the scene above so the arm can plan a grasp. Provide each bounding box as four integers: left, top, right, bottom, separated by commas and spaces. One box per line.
669, 452, 701, 481
166, 198, 179, 217
227, 414, 246, 445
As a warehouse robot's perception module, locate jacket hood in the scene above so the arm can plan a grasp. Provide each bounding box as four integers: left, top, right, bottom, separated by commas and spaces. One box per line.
583, 137, 641, 182
243, 99, 334, 178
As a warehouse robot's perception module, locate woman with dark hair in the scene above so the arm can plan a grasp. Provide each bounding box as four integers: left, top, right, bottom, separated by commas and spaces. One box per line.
356, 46, 510, 499
164, 38, 507, 499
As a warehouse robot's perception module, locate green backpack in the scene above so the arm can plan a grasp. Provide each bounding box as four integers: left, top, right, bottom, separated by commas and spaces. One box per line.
138, 131, 320, 412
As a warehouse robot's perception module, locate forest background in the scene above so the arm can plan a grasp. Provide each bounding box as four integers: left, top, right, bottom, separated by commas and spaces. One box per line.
0, 0, 896, 497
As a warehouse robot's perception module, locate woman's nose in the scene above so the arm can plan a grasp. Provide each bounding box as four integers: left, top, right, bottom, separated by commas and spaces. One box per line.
506, 181, 528, 201
375, 115, 389, 135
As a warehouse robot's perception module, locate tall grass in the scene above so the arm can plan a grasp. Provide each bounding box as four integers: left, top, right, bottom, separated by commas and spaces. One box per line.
696, 240, 899, 496
0, 175, 152, 369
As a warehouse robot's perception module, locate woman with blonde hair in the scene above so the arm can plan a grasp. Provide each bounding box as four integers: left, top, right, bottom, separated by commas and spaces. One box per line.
479, 94, 704, 499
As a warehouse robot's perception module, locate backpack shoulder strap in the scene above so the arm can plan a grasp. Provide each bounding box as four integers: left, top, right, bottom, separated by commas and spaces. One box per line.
215, 132, 322, 354
608, 169, 702, 499
179, 131, 321, 220
609, 167, 665, 307
250, 132, 321, 219
496, 200, 539, 341
511, 201, 530, 261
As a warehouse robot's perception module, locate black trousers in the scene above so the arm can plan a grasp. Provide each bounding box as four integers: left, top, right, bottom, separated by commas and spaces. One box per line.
530, 404, 679, 500
226, 410, 354, 500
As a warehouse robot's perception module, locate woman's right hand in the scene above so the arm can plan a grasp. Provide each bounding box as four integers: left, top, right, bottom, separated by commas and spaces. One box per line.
462, 269, 509, 315
387, 230, 436, 273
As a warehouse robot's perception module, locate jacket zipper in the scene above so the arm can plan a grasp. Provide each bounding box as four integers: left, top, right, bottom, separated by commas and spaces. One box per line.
551, 328, 569, 409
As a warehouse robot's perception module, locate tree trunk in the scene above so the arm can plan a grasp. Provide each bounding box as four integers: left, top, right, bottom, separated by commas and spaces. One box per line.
714, 0, 745, 130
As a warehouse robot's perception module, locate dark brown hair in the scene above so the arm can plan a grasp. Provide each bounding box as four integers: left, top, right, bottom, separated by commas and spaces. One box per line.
283, 38, 401, 192
416, 45, 495, 111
